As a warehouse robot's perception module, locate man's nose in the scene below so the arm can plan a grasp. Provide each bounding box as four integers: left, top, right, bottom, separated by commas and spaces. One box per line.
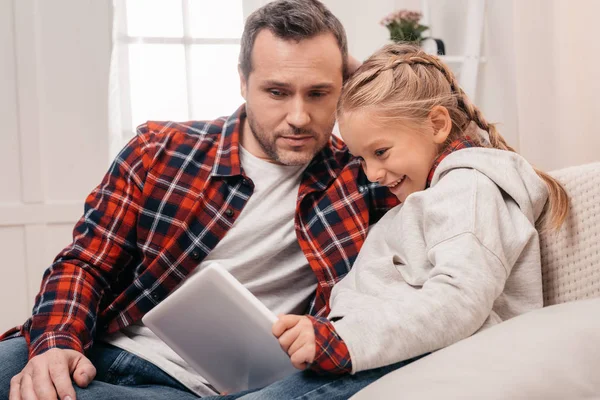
286, 97, 311, 128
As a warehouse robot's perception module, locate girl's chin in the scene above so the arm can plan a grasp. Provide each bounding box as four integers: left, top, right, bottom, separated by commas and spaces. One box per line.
387, 179, 422, 203
387, 177, 407, 198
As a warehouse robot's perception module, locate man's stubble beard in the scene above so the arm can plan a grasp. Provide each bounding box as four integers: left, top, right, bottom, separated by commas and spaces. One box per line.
246, 108, 334, 166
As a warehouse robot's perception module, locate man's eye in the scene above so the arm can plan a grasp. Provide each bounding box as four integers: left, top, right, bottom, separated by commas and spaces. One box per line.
269, 89, 285, 97
374, 148, 388, 157
309, 91, 326, 98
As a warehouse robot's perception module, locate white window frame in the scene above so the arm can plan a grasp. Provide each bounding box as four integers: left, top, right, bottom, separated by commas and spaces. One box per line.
110, 0, 262, 157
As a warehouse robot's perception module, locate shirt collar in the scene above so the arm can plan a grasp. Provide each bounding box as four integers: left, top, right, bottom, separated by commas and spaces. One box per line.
211, 104, 246, 178
426, 136, 479, 188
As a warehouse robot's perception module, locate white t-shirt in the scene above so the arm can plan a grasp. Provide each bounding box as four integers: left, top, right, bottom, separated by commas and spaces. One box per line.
101, 146, 316, 396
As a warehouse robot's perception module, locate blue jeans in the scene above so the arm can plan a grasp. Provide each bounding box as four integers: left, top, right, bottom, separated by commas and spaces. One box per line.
209, 355, 423, 400
0, 337, 199, 400
1, 337, 422, 399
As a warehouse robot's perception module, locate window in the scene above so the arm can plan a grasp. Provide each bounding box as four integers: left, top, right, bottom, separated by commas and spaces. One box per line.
110, 0, 247, 156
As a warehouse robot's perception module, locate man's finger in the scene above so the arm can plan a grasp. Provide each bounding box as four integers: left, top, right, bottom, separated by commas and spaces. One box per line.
19, 371, 38, 400
347, 54, 362, 75
71, 356, 96, 388
49, 360, 76, 400
9, 373, 23, 400
31, 361, 57, 400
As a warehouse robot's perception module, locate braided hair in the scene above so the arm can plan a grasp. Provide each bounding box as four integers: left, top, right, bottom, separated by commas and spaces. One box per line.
337, 43, 568, 230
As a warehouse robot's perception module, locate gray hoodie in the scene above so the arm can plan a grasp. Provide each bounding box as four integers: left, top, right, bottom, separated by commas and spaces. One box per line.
329, 147, 549, 374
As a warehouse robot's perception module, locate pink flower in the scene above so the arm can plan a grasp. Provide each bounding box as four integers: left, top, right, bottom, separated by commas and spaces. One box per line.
380, 9, 423, 26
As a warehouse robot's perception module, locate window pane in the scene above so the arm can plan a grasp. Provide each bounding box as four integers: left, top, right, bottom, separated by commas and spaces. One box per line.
128, 44, 189, 130
189, 0, 244, 39
190, 45, 244, 120
126, 0, 183, 37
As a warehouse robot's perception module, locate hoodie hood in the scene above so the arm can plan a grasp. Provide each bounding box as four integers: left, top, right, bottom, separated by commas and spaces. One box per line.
430, 147, 549, 224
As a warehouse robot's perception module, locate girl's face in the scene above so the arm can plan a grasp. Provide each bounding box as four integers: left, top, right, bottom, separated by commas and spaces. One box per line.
339, 108, 451, 202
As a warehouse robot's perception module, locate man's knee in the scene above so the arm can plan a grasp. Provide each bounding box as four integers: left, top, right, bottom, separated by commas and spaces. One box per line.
0, 337, 29, 395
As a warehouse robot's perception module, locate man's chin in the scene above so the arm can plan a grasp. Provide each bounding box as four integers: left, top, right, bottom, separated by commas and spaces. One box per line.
274, 148, 317, 166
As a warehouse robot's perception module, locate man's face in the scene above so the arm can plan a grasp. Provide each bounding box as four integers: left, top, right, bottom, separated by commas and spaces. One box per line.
239, 29, 344, 165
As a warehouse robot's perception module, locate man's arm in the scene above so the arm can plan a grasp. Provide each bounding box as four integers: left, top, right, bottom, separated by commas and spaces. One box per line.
10, 131, 152, 400
27, 131, 150, 358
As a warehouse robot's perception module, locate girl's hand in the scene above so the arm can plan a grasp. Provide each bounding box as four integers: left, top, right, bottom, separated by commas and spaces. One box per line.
272, 315, 316, 370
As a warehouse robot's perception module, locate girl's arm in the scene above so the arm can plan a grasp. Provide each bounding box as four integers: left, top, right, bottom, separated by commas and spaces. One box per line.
323, 169, 542, 374
333, 231, 508, 373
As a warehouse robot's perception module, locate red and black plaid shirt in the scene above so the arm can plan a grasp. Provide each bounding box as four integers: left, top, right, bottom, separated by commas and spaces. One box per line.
0, 105, 398, 374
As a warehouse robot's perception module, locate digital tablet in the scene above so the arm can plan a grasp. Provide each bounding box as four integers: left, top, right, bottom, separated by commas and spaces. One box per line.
142, 264, 298, 394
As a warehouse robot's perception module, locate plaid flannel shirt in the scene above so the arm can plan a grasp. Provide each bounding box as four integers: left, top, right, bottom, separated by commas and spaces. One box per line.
308, 135, 480, 374
0, 105, 398, 375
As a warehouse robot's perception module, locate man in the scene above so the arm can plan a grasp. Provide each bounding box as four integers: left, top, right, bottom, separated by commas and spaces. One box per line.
1, 1, 398, 399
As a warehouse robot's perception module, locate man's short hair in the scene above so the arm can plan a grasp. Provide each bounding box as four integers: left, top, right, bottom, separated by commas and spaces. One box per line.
239, 0, 349, 80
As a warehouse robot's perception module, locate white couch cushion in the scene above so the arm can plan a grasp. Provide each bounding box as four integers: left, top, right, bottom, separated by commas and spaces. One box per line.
351, 298, 600, 400
541, 162, 600, 305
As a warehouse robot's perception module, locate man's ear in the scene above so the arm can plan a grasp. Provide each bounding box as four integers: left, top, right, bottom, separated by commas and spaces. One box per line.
238, 65, 248, 100
429, 106, 452, 144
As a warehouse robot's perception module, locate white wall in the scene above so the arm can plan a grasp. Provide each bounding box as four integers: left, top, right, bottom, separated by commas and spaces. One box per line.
323, 0, 414, 61
0, 0, 112, 333
329, 0, 599, 171
514, 0, 600, 171
326, 0, 520, 148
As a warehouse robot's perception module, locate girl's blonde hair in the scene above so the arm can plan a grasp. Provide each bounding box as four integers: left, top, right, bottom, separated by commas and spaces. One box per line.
338, 43, 568, 231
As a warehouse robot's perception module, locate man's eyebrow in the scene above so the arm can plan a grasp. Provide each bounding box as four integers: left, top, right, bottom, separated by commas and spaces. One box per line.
309, 83, 335, 90
262, 80, 292, 88
261, 80, 335, 90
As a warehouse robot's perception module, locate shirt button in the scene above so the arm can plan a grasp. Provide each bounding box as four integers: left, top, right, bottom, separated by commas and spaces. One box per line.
151, 292, 160, 301
191, 250, 201, 260
242, 178, 248, 186
359, 186, 366, 193
225, 208, 234, 217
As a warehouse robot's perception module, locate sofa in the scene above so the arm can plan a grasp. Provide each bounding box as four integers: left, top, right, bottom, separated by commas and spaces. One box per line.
352, 162, 600, 400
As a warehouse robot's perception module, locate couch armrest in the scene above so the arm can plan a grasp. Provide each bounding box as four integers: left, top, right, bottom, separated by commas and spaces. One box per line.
351, 298, 600, 400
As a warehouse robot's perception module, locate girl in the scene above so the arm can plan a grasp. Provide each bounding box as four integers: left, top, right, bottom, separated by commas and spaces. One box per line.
271, 42, 569, 380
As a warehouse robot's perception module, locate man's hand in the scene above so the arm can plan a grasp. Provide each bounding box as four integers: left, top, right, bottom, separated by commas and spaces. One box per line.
9, 348, 96, 400
272, 315, 316, 370
347, 55, 362, 75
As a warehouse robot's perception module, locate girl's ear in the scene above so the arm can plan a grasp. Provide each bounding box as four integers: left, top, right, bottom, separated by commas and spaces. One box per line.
429, 106, 452, 144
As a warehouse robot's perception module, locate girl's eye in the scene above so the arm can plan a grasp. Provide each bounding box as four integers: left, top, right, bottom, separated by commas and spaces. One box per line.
374, 148, 388, 157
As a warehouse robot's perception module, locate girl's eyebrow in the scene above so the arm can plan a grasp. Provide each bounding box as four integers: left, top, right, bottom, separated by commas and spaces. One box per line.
362, 138, 389, 151
349, 138, 388, 159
